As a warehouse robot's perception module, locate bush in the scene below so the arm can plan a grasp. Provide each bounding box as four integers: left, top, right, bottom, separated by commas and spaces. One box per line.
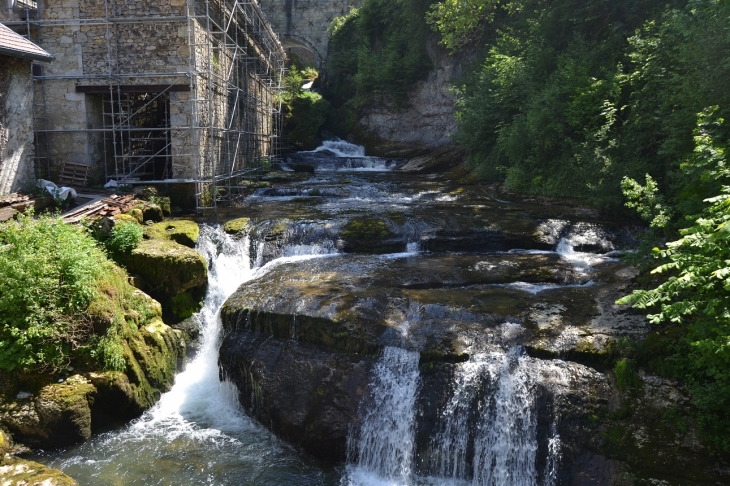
105, 221, 143, 257
0, 212, 134, 372
618, 110, 730, 451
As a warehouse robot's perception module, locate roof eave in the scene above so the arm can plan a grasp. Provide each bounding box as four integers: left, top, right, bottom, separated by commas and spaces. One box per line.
0, 46, 53, 62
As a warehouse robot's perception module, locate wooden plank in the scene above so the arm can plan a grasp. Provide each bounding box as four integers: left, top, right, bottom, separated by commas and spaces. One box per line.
0, 206, 18, 222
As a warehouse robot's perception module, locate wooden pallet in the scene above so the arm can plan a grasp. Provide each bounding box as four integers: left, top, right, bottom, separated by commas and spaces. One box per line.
58, 162, 91, 187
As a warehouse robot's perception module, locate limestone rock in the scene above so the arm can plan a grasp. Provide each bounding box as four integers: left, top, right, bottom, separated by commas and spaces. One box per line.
120, 239, 207, 322
141, 203, 164, 223
143, 219, 200, 248
223, 217, 250, 235
0, 455, 78, 486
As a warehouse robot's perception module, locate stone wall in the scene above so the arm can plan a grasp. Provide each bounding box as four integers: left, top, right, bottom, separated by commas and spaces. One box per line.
0, 56, 35, 196
259, 0, 363, 64
26, 0, 281, 185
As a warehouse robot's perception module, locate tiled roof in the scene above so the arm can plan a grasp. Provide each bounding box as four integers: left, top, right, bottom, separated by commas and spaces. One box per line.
0, 22, 53, 62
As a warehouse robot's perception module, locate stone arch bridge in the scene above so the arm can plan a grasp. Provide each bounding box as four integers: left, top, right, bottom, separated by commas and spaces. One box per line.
259, 0, 362, 68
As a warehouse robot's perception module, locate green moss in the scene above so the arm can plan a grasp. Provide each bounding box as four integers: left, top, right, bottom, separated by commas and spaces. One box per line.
114, 213, 140, 225
615, 358, 641, 392
144, 219, 200, 248
223, 217, 251, 235
0, 456, 78, 485
169, 291, 200, 321
342, 217, 391, 241
126, 208, 144, 223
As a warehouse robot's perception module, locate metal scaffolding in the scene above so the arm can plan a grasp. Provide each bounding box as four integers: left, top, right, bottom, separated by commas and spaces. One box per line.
2, 0, 286, 210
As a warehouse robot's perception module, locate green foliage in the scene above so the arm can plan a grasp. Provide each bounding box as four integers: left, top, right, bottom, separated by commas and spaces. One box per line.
325, 0, 433, 128
0, 213, 110, 371
0, 212, 144, 373
614, 358, 641, 392
280, 66, 331, 150
105, 221, 143, 257
621, 174, 671, 229
426, 0, 498, 52
618, 112, 730, 451
448, 0, 730, 211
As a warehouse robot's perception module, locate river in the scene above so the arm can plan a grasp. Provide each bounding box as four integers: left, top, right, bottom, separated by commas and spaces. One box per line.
33, 142, 633, 485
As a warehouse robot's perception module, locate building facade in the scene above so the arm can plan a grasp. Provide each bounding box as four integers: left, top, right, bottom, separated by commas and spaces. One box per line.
1, 0, 285, 208
0, 21, 52, 197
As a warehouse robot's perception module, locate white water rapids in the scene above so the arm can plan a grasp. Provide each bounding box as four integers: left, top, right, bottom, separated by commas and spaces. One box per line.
37, 225, 340, 485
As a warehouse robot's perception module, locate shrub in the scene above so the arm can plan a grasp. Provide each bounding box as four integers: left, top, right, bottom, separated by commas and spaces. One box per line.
0, 212, 134, 372
105, 221, 143, 257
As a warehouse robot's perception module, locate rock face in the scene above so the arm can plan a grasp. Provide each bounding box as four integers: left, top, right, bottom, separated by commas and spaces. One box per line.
121, 238, 207, 322
0, 292, 185, 450
219, 252, 636, 465
358, 42, 462, 154
217, 170, 728, 483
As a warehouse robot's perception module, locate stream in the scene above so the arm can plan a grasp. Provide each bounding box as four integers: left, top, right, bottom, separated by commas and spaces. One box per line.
34, 141, 636, 485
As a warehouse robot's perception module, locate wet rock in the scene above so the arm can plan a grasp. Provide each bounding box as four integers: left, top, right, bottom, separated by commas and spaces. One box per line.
120, 239, 207, 323
219, 252, 626, 462
143, 219, 200, 248
0, 455, 78, 485
0, 295, 184, 450
220, 332, 373, 462
223, 217, 250, 235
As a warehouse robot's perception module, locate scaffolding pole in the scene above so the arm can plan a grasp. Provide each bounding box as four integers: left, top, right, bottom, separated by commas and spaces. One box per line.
2, 0, 286, 211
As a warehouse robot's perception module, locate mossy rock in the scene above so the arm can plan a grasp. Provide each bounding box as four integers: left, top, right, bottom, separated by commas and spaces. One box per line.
121, 239, 206, 298
113, 213, 140, 225
169, 290, 203, 321
0, 456, 78, 485
223, 217, 251, 235
0, 376, 96, 449
34, 376, 96, 448
126, 207, 144, 224
341, 217, 401, 254
120, 240, 207, 323
144, 219, 200, 248
141, 203, 164, 223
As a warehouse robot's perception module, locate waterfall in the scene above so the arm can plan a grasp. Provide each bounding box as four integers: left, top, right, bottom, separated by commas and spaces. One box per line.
430, 349, 565, 486
472, 349, 538, 486
39, 224, 340, 484
138, 225, 253, 433
344, 347, 421, 486
431, 354, 497, 481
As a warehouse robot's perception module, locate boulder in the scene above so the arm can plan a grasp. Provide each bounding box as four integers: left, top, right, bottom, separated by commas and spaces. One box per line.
223, 217, 250, 235
144, 219, 200, 248
0, 455, 78, 485
121, 239, 207, 323
141, 203, 164, 223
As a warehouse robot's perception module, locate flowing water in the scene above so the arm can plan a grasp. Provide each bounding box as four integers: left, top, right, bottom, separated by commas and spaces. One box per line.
33, 141, 625, 485
33, 226, 340, 485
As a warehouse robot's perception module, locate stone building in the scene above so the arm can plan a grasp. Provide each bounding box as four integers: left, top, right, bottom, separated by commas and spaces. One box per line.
259, 0, 363, 67
0, 20, 52, 197
1, 0, 285, 208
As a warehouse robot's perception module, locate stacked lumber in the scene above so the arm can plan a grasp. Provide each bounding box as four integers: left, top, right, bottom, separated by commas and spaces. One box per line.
62, 194, 137, 223
0, 193, 30, 207
0, 193, 54, 222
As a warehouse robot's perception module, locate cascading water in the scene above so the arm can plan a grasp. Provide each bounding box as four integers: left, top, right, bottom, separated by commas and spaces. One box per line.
312, 138, 367, 157
472, 349, 538, 486
344, 347, 421, 486
35, 225, 339, 485
429, 347, 565, 486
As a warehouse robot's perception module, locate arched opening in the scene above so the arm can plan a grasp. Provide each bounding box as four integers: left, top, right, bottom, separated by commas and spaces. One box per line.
280, 36, 323, 70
